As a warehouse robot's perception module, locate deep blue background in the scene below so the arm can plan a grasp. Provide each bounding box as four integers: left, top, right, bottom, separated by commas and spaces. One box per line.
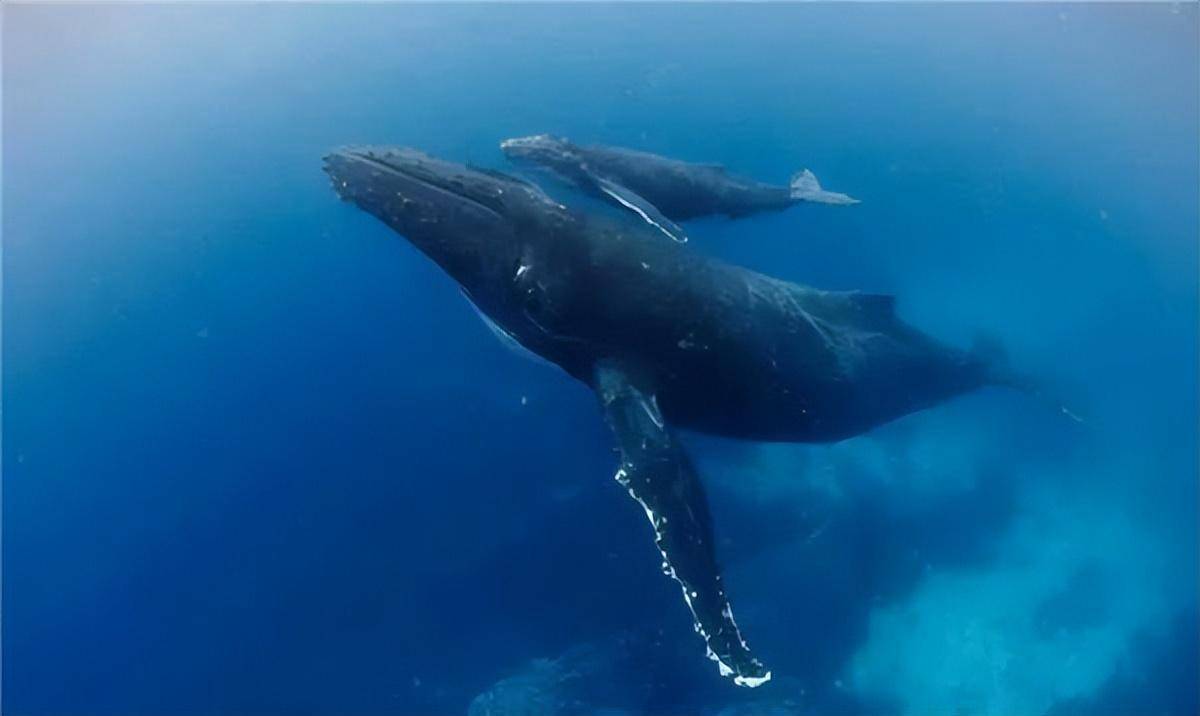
4, 4, 1197, 715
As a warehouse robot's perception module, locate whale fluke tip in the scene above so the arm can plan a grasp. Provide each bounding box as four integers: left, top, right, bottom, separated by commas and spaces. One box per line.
790, 169, 860, 205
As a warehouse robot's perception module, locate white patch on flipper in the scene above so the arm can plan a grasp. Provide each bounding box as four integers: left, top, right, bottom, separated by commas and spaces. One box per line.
640, 394, 666, 430
613, 462, 770, 688
595, 181, 688, 243
735, 672, 773, 688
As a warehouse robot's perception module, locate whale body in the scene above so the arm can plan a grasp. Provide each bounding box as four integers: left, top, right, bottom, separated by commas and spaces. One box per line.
501, 134, 858, 242
323, 146, 1002, 687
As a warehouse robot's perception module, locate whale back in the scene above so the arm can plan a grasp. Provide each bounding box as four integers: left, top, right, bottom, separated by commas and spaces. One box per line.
539, 228, 988, 441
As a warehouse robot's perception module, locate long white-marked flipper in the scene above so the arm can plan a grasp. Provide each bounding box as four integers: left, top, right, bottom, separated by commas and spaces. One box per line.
789, 169, 859, 205
591, 176, 689, 243
593, 360, 770, 688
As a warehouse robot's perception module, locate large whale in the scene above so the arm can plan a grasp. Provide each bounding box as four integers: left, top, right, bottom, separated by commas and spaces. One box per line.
323, 146, 1014, 687
500, 134, 858, 242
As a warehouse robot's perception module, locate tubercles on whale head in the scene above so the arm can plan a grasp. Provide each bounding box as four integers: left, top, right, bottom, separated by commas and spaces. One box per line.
322, 145, 535, 313
500, 134, 578, 166
324, 146, 581, 360
323, 146, 513, 264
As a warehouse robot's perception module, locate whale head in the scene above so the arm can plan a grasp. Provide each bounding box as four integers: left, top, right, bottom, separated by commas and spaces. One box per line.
499, 134, 582, 173
325, 146, 519, 272
324, 146, 585, 363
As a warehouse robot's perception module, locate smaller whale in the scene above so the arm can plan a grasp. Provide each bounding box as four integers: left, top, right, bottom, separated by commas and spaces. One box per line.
500, 134, 859, 243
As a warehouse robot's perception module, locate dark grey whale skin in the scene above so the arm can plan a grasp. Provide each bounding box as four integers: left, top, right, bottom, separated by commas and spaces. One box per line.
324, 146, 988, 442
321, 146, 998, 686
538, 228, 991, 443
501, 135, 847, 222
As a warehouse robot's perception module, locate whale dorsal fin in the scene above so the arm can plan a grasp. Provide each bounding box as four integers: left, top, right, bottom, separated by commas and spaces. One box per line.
589, 176, 689, 244
851, 292, 896, 317
592, 360, 770, 688
838, 291, 899, 330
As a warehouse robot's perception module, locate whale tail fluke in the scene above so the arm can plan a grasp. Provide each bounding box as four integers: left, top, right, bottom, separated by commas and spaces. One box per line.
971, 336, 1086, 425
789, 169, 860, 205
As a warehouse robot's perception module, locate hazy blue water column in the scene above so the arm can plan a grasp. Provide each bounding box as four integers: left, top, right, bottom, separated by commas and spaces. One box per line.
3, 4, 1196, 715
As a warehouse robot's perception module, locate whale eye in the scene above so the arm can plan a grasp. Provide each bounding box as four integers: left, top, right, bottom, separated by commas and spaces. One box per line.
524, 292, 542, 316
513, 264, 566, 336
521, 283, 562, 336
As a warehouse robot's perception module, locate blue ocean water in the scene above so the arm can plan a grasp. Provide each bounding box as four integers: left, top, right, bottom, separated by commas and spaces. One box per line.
3, 3, 1197, 715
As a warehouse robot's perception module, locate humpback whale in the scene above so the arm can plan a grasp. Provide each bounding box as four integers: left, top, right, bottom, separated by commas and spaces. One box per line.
500, 134, 858, 243
322, 146, 1012, 687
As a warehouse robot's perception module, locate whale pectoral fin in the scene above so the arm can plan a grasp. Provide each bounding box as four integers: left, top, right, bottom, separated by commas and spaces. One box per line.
590, 176, 689, 243
592, 361, 770, 688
